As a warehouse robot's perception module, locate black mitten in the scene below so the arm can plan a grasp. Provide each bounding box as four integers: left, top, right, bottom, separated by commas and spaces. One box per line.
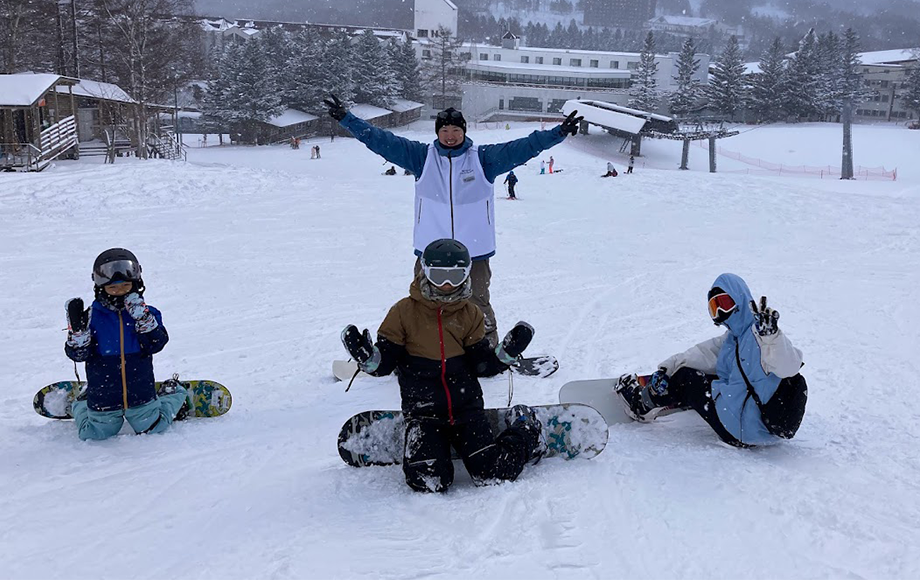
66, 298, 88, 333
496, 321, 535, 364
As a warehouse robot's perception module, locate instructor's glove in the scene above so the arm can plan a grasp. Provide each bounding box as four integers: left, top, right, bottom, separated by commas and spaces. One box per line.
495, 321, 534, 365
124, 292, 158, 333
341, 325, 381, 373
560, 110, 584, 137
65, 297, 91, 348
323, 94, 348, 121
646, 368, 670, 396
750, 296, 780, 337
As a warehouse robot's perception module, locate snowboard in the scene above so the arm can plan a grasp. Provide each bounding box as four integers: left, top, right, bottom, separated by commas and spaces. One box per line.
333, 355, 559, 382
337, 403, 607, 467
33, 378, 232, 420
558, 376, 687, 426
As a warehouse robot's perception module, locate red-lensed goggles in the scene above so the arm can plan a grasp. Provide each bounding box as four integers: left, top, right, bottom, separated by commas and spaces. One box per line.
708, 292, 737, 323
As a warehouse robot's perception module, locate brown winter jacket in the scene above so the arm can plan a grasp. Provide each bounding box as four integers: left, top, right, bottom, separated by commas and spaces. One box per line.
369, 274, 507, 424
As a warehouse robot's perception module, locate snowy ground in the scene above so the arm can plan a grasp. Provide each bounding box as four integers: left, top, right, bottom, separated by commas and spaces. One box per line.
2, 121, 920, 579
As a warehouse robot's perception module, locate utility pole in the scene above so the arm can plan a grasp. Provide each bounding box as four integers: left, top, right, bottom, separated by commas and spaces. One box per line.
56, 2, 67, 75
841, 98, 854, 179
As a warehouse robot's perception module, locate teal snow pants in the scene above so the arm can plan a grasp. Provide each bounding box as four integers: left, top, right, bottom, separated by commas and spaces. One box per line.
72, 387, 188, 441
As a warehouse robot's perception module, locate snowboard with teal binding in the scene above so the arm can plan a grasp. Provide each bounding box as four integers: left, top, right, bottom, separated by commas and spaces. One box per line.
33, 376, 232, 420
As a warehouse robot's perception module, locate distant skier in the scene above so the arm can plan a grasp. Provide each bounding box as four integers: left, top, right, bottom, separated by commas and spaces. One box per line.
504, 170, 518, 199
540, 160, 546, 175
324, 94, 582, 347
627, 155, 635, 174
548, 156, 555, 174
384, 165, 397, 175
601, 161, 618, 177
315, 144, 321, 159
64, 249, 188, 441
310, 145, 316, 159
340, 238, 545, 492
616, 273, 807, 447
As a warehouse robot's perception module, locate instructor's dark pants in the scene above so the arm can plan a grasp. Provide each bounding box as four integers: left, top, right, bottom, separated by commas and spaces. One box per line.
415, 258, 498, 347
403, 413, 533, 493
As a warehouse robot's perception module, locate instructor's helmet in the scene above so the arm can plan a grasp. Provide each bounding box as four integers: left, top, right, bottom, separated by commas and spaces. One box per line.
421, 239, 471, 288
93, 248, 144, 307
435, 108, 467, 134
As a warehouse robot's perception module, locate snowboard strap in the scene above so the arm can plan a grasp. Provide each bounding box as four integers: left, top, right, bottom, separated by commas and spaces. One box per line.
345, 367, 360, 392
73, 361, 81, 383
507, 367, 514, 407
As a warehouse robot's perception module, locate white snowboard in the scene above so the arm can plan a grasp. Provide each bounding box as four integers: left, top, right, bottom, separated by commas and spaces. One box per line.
558, 378, 634, 426
558, 378, 688, 427
333, 359, 367, 382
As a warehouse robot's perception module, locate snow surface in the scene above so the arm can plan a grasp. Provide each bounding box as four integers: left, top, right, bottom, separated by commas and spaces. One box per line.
2, 121, 920, 579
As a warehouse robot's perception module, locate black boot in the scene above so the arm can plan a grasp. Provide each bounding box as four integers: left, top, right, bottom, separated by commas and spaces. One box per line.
507, 404, 547, 464
615, 374, 663, 422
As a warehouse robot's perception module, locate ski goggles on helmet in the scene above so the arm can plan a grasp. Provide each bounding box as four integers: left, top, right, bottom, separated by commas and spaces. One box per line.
708, 292, 737, 324
423, 264, 471, 287
437, 109, 464, 123
93, 259, 141, 286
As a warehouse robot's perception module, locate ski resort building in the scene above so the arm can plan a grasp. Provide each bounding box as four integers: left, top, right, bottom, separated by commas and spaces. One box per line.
854, 49, 919, 122
418, 32, 709, 121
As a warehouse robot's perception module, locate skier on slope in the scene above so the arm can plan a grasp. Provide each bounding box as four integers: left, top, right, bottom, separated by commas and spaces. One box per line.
324, 94, 582, 347
64, 249, 189, 441
503, 170, 518, 199
340, 238, 546, 492
616, 273, 807, 446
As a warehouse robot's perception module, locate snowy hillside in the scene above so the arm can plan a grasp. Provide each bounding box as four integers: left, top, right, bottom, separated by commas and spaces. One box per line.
2, 122, 920, 579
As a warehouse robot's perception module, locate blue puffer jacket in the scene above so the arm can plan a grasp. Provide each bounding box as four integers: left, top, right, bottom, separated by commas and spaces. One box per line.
711, 273, 789, 445
65, 300, 168, 412
338, 113, 566, 186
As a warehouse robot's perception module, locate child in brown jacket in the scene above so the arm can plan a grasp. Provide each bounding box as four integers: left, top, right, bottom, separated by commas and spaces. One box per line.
341, 238, 545, 492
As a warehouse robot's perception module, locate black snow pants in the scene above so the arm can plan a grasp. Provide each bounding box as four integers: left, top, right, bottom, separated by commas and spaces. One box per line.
650, 368, 807, 447
508, 183, 516, 198
403, 412, 535, 493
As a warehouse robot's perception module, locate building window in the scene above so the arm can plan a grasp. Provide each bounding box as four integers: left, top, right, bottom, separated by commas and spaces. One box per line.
570, 58, 582, 66
422, 49, 431, 59
494, 54, 501, 61
535, 56, 543, 64
509, 96, 542, 112
627, 61, 638, 70
553, 57, 562, 65
882, 94, 889, 102
521, 56, 529, 63
480, 53, 488, 60
417, 29, 428, 38
460, 52, 471, 61
590, 59, 599, 68
610, 61, 619, 69
881, 80, 889, 88
499, 98, 504, 110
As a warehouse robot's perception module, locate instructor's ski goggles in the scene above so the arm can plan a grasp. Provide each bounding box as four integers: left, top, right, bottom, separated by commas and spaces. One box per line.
708, 292, 737, 324
93, 259, 141, 286
436, 109, 464, 124
423, 264, 471, 287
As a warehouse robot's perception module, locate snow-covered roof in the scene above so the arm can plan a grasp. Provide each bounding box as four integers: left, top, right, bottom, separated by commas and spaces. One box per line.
743, 62, 762, 75
266, 108, 319, 128
466, 61, 632, 77
0, 73, 76, 107
563, 99, 647, 134
59, 79, 136, 104
389, 98, 424, 113
350, 103, 391, 120
650, 15, 717, 27
460, 42, 652, 59
858, 49, 919, 66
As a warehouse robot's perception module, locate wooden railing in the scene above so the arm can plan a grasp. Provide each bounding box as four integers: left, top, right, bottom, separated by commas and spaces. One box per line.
38, 115, 78, 169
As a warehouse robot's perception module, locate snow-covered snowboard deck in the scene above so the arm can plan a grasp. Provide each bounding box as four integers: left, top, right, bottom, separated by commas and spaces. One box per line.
333, 355, 559, 382
33, 379, 232, 420
337, 403, 607, 467
558, 377, 686, 426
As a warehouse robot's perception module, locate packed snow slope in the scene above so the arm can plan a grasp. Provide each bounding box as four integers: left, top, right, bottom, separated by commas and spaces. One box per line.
2, 122, 919, 580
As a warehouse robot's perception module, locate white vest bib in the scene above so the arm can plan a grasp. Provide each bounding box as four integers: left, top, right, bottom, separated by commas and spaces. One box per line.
413, 144, 496, 259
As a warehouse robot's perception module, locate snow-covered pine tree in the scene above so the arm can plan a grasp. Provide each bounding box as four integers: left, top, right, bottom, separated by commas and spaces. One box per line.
317, 32, 356, 107
815, 31, 843, 121
669, 37, 701, 117
258, 27, 293, 88
904, 61, 920, 121
749, 37, 788, 123
783, 29, 821, 121
284, 28, 324, 113
388, 38, 423, 102
706, 35, 746, 120
201, 42, 238, 138
628, 32, 660, 112
216, 38, 284, 143
353, 30, 399, 108
424, 26, 464, 110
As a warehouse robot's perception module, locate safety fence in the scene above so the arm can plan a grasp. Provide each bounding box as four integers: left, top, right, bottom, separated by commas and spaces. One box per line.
697, 140, 897, 181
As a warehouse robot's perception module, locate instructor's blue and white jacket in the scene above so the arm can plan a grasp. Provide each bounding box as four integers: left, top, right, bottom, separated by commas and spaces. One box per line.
338, 113, 567, 260
658, 273, 804, 445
